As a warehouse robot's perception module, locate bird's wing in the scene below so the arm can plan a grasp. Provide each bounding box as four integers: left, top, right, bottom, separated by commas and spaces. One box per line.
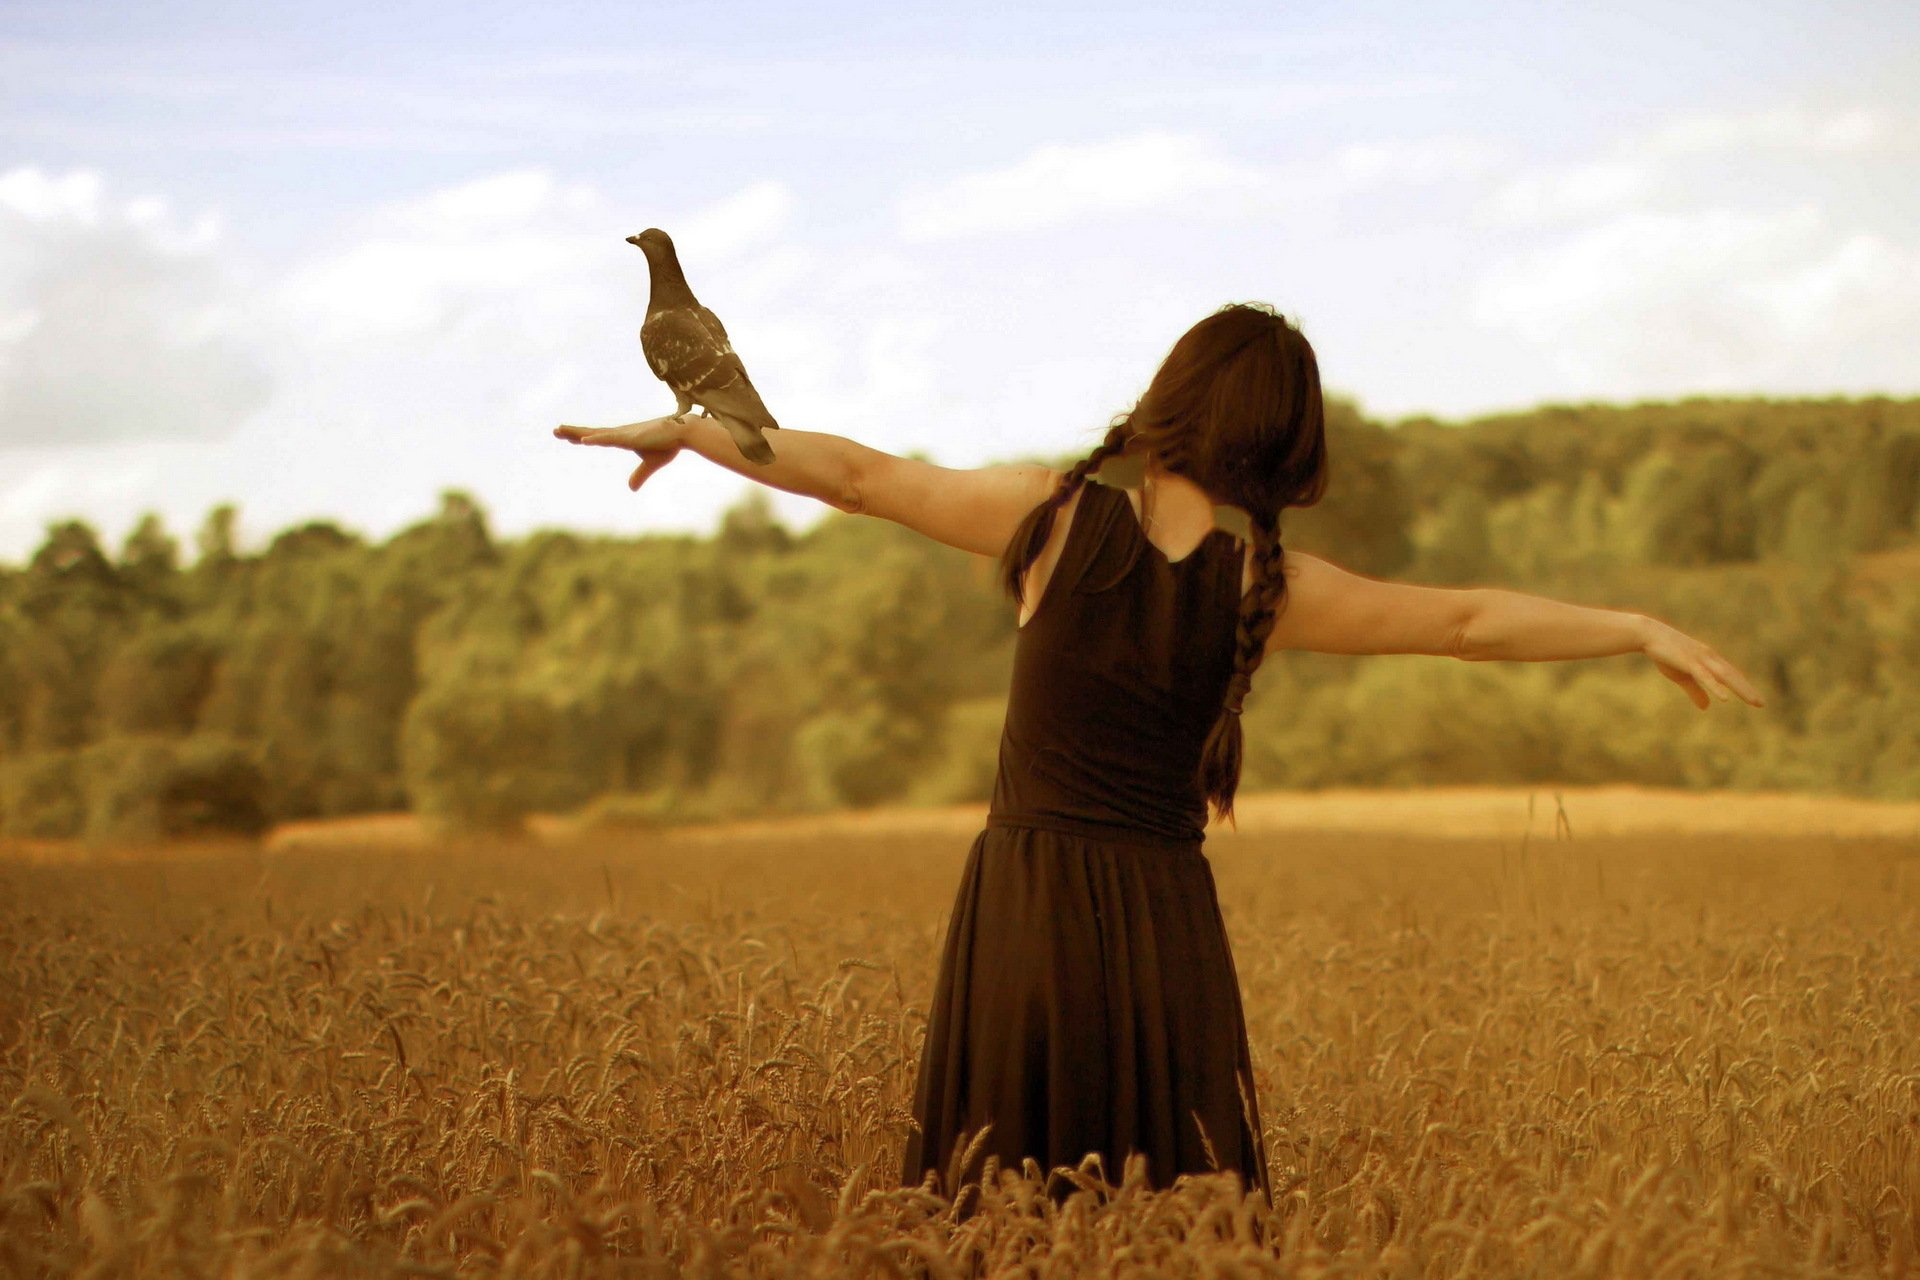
640, 308, 729, 389
644, 305, 778, 433
694, 306, 732, 348
697, 364, 781, 434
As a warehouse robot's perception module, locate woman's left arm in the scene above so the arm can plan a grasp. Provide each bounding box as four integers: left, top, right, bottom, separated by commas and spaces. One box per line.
1267, 552, 1766, 710
557, 413, 1059, 557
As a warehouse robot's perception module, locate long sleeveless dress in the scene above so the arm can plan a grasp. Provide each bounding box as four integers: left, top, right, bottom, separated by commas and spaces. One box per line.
900, 479, 1272, 1205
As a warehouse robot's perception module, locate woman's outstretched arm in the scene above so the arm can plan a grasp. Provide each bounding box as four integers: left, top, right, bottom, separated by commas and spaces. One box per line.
1269, 551, 1765, 710
555, 412, 1058, 557
1453, 588, 1649, 663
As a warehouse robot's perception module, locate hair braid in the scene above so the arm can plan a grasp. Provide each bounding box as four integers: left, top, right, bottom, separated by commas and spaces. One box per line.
1197, 510, 1289, 830
998, 420, 1134, 607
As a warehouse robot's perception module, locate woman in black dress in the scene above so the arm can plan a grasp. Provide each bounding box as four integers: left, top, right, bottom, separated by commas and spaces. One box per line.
557, 301, 1765, 1206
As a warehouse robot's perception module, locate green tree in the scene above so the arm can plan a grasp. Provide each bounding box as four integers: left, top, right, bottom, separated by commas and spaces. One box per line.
400, 681, 581, 832
94, 626, 219, 737
1285, 400, 1415, 575
119, 512, 180, 601
718, 488, 794, 556
195, 504, 239, 565
1411, 486, 1492, 584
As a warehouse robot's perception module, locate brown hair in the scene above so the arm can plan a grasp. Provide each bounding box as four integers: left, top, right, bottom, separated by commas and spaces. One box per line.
998, 301, 1329, 827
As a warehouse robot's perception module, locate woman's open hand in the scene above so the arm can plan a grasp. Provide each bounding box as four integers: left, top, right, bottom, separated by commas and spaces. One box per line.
554, 414, 692, 492
1640, 617, 1766, 711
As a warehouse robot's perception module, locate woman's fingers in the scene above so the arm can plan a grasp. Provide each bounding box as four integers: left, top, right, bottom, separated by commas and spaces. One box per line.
629, 450, 678, 491
1696, 663, 1733, 703
1655, 658, 1710, 710
1688, 645, 1762, 707
556, 420, 684, 493
1649, 626, 1767, 710
555, 422, 655, 447
1709, 654, 1766, 706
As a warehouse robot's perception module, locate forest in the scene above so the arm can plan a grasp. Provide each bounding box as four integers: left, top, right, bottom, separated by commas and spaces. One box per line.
2, 394, 1916, 841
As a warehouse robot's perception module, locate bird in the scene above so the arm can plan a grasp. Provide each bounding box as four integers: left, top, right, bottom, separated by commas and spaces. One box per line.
627, 228, 780, 465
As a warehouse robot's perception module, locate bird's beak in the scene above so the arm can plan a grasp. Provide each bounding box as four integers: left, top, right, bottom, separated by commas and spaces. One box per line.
625, 235, 644, 247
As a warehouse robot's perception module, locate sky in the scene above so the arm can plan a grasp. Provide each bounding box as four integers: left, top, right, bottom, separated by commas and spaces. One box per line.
1, 0, 1916, 560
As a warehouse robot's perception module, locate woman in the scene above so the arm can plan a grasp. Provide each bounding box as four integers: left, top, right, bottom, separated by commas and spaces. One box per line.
556, 301, 1765, 1206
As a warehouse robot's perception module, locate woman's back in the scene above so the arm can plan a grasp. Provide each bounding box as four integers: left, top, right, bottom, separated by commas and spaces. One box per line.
995, 479, 1246, 842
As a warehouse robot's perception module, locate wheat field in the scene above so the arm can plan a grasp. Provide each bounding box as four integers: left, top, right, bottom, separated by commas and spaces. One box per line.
3, 796, 1918, 1277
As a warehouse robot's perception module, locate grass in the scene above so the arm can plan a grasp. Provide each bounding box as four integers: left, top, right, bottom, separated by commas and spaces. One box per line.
2, 804, 1917, 1276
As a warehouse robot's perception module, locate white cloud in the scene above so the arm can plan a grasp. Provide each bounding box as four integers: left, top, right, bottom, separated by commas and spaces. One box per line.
0, 166, 269, 447
1332, 137, 1504, 190
1460, 100, 1920, 404
0, 455, 151, 526
1471, 205, 1920, 398
279, 171, 604, 344
1648, 107, 1887, 157
279, 173, 799, 346
893, 130, 1272, 243
1475, 104, 1913, 232
894, 130, 1504, 243
1484, 160, 1651, 224
0, 168, 106, 224
671, 181, 798, 266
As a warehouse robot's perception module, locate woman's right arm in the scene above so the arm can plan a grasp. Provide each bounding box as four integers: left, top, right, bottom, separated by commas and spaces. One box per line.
557, 413, 1061, 557
1267, 551, 1764, 709
676, 416, 1063, 558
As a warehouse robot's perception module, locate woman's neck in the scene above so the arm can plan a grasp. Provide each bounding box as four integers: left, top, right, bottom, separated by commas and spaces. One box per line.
1138, 464, 1218, 542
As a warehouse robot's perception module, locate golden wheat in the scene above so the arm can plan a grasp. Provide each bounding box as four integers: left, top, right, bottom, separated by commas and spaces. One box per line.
1, 818, 1915, 1277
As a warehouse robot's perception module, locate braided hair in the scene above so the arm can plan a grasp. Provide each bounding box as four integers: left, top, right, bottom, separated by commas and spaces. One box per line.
997, 417, 1134, 608
997, 302, 1329, 829
1195, 506, 1289, 829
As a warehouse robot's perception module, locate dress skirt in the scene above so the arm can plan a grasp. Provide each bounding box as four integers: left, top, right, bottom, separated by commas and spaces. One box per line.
900, 811, 1271, 1204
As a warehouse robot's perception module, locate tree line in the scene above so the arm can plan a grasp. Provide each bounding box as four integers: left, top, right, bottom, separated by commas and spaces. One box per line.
2, 394, 1916, 841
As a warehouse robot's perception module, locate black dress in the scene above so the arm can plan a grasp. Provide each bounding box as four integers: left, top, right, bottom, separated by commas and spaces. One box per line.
900, 480, 1271, 1204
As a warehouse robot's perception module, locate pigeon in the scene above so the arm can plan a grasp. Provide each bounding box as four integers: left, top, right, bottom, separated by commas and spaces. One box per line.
627, 228, 780, 465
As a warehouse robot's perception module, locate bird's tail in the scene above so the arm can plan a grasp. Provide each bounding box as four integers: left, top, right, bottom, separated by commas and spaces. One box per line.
714, 411, 777, 465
